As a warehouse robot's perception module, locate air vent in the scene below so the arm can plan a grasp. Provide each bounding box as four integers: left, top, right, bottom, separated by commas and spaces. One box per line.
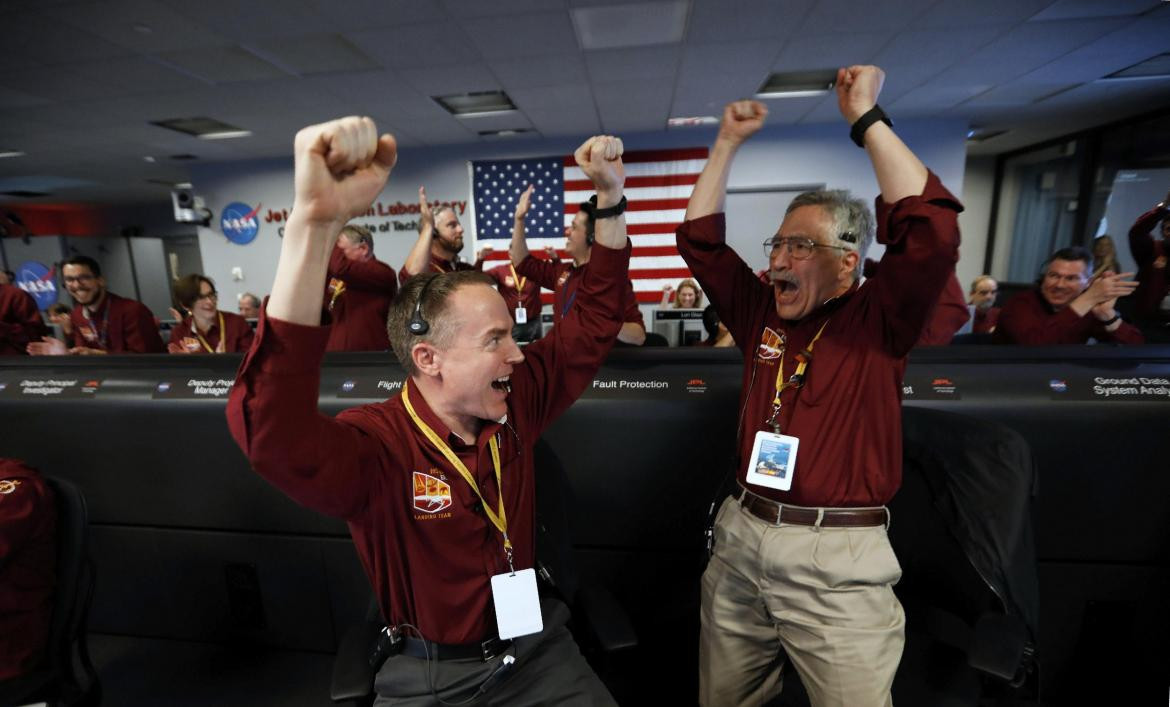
757, 70, 837, 99
434, 91, 517, 117
151, 117, 251, 139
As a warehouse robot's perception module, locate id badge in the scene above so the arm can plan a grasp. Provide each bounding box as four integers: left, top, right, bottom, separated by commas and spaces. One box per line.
514, 307, 528, 324
744, 430, 799, 491
490, 568, 542, 639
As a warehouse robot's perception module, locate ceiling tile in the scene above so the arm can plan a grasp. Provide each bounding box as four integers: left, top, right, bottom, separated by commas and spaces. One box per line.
1029, 0, 1163, 21
346, 22, 484, 69
796, 0, 937, 33
249, 35, 380, 76
443, 0, 568, 17
43, 0, 226, 53
400, 64, 501, 96
156, 45, 292, 83
459, 12, 580, 59
593, 79, 673, 133
686, 0, 815, 42
585, 45, 681, 82
489, 54, 589, 90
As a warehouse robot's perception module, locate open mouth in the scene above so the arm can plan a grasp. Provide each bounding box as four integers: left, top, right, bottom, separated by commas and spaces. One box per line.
490, 376, 512, 394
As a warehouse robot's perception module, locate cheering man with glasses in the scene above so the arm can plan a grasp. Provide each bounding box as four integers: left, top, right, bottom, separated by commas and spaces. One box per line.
994, 246, 1142, 345
27, 254, 164, 355
677, 65, 963, 707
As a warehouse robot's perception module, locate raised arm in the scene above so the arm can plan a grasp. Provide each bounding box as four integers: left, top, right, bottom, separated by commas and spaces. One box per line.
684, 101, 767, 222
509, 184, 534, 266
401, 186, 436, 279
575, 135, 626, 248
837, 65, 927, 204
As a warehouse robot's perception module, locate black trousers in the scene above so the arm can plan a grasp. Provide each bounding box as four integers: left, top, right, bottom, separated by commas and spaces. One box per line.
373, 599, 616, 706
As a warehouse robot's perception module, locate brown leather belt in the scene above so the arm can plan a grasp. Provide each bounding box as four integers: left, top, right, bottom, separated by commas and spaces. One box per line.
732, 485, 888, 528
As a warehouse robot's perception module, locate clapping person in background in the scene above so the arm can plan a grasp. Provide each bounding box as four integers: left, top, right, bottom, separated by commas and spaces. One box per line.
168, 274, 254, 354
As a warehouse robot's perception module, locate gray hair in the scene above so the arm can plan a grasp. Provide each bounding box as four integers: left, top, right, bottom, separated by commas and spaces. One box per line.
421, 205, 457, 234
785, 189, 874, 278
339, 223, 374, 254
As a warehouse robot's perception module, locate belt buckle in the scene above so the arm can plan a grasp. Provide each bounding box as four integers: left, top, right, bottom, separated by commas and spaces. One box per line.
480, 637, 504, 661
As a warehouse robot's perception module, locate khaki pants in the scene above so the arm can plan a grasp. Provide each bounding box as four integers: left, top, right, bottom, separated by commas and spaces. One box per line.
699, 496, 905, 707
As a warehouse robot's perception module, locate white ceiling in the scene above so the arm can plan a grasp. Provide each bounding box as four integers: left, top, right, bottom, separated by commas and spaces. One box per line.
1, 0, 1168, 206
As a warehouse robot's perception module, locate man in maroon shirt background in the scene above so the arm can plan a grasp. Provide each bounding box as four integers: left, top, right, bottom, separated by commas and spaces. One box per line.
0, 458, 56, 682
324, 223, 398, 351
483, 185, 551, 343
994, 246, 1142, 345
1127, 189, 1170, 341
27, 255, 164, 355
678, 66, 962, 706
226, 116, 629, 704
969, 274, 1000, 334
0, 282, 47, 355
399, 186, 483, 285
510, 185, 646, 346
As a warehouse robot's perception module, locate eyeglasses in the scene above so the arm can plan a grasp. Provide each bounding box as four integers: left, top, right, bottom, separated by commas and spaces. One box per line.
763, 236, 852, 261
63, 274, 96, 285
196, 290, 218, 301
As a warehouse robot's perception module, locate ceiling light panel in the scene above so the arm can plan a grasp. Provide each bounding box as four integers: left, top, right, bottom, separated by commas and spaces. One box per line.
572, 1, 690, 50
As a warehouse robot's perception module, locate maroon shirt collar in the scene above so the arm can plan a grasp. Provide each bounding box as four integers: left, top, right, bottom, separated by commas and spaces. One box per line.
403, 379, 506, 450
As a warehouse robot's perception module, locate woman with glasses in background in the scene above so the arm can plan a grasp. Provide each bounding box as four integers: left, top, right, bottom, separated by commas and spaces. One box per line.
168, 274, 254, 354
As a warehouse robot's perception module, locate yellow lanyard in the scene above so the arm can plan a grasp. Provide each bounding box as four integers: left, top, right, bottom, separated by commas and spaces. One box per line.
508, 263, 526, 293
328, 278, 346, 311
767, 320, 830, 433
402, 382, 514, 569
194, 312, 226, 353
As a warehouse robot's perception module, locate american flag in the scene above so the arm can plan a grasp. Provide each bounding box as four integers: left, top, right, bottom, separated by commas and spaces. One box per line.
471, 147, 708, 303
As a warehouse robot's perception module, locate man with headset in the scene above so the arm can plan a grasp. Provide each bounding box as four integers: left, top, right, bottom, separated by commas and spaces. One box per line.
678, 66, 963, 706
399, 186, 483, 285
226, 116, 629, 705
509, 187, 646, 345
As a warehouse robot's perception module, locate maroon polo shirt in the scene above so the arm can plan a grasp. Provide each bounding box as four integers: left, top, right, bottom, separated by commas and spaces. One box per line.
69, 291, 164, 353
917, 273, 969, 346
993, 290, 1144, 345
169, 310, 254, 353
226, 241, 630, 644
973, 307, 1000, 334
0, 459, 56, 681
677, 172, 962, 508
1128, 206, 1170, 322
0, 284, 47, 355
516, 256, 644, 328
325, 247, 398, 352
486, 263, 542, 324
398, 252, 481, 286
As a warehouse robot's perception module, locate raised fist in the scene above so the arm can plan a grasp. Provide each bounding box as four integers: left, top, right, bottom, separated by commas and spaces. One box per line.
718, 100, 768, 145
836, 65, 885, 124
574, 135, 625, 196
292, 116, 397, 228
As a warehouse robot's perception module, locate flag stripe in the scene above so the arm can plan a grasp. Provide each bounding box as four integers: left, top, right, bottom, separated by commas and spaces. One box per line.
563, 173, 699, 191
565, 184, 695, 202
563, 160, 708, 181
565, 198, 689, 214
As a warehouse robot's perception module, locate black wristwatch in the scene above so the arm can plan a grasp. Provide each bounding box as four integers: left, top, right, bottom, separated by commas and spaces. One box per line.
850, 105, 892, 148
588, 195, 627, 220
1101, 313, 1121, 327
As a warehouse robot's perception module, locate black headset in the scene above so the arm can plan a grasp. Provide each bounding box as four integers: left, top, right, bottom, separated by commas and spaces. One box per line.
408, 274, 439, 336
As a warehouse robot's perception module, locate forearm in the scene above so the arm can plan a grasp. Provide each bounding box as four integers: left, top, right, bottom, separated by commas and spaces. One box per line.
268, 211, 340, 324
863, 122, 928, 204
685, 139, 739, 221
618, 321, 646, 345
510, 217, 530, 265
591, 187, 627, 250
402, 228, 435, 277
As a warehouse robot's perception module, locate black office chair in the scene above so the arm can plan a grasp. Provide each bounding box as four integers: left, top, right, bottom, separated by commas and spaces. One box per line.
641, 332, 670, 347
329, 438, 636, 705
0, 476, 101, 707
890, 407, 1039, 705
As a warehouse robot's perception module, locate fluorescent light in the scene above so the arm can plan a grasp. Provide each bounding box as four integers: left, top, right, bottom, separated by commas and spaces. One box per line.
756, 70, 837, 99
198, 130, 253, 140
0, 150, 26, 159
667, 116, 718, 127
572, 1, 689, 50
434, 91, 517, 117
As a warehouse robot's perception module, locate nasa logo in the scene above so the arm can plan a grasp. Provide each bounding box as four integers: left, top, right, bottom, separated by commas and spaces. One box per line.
341, 380, 356, 392
156, 382, 171, 393
221, 202, 262, 245
14, 261, 57, 310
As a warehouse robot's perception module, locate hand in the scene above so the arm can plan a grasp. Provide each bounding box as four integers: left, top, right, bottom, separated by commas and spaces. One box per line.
836, 65, 886, 124
543, 245, 558, 259
514, 184, 534, 221
418, 186, 432, 233
167, 342, 189, 354
291, 116, 397, 229
1083, 271, 1138, 309
48, 311, 69, 326
717, 100, 767, 145
168, 307, 185, 322
27, 336, 67, 356
478, 245, 494, 261
574, 135, 625, 198
662, 284, 674, 294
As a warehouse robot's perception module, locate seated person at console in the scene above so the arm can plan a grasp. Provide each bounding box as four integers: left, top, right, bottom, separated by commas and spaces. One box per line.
0, 458, 56, 682
661, 278, 704, 309
994, 246, 1143, 345
168, 274, 254, 354
226, 117, 629, 704
969, 275, 1000, 334
28, 255, 164, 355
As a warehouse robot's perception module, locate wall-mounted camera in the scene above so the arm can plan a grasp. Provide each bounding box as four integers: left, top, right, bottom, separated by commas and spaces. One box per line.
172, 186, 211, 226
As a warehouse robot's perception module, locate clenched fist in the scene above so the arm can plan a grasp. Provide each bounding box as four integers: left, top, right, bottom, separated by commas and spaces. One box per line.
717, 100, 768, 146
292, 116, 398, 229
574, 135, 625, 200
836, 65, 885, 124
